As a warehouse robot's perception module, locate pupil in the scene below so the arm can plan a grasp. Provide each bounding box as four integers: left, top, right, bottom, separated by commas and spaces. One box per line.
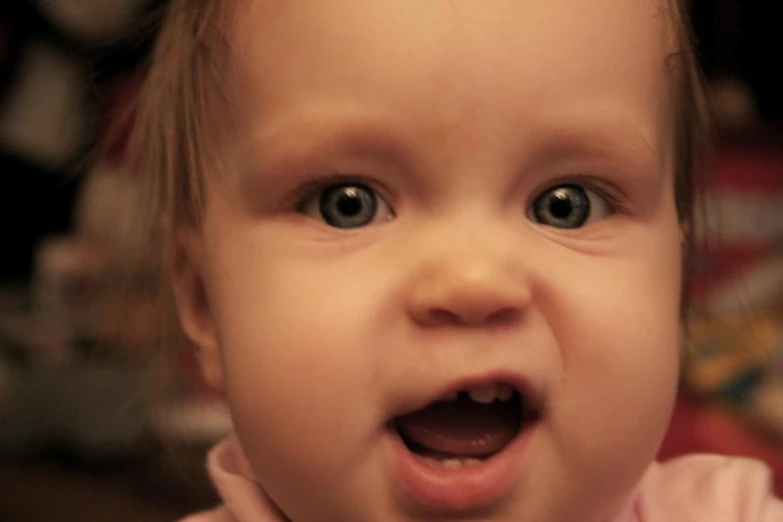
549, 195, 573, 219
337, 192, 362, 217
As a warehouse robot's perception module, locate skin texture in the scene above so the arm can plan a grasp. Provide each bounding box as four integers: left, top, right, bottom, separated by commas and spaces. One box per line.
174, 0, 684, 520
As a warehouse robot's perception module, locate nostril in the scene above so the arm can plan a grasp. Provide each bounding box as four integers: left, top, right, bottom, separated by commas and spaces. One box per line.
486, 307, 521, 325
427, 308, 462, 325
424, 306, 520, 327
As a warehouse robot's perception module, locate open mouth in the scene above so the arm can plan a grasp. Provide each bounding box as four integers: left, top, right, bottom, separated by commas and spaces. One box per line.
392, 382, 541, 467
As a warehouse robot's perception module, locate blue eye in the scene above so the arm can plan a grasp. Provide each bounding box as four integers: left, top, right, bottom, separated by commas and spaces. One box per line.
531, 184, 608, 229
303, 182, 393, 229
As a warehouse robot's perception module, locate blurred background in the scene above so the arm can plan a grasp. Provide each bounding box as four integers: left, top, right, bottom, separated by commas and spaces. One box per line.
0, 1, 782, 521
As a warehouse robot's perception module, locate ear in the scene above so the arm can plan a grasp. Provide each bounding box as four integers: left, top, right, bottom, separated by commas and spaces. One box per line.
170, 231, 224, 391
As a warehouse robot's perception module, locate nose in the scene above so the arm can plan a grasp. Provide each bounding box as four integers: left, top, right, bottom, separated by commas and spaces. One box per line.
405, 236, 532, 328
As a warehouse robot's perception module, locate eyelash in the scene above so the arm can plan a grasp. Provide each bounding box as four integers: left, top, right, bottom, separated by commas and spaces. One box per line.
533, 176, 629, 215
292, 173, 390, 212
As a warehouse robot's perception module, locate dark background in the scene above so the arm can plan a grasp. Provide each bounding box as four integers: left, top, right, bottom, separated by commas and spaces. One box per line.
0, 0, 159, 283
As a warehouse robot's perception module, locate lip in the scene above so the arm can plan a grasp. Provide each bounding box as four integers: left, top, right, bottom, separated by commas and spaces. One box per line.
386, 372, 542, 512
387, 416, 537, 512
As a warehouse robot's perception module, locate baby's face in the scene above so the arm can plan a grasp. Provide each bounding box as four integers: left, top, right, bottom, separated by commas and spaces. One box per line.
181, 0, 683, 520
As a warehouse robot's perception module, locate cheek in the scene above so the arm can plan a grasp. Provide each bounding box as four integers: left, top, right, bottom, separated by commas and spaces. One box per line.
540, 229, 682, 475
205, 240, 391, 472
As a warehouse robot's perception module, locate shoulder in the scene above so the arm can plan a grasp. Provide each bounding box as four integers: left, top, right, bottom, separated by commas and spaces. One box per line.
638, 454, 783, 521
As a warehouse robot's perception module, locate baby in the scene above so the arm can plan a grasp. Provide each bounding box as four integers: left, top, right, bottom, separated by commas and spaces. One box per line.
128, 0, 783, 520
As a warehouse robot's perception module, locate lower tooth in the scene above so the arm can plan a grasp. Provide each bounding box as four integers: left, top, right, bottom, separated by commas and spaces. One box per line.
441, 458, 463, 469
422, 457, 483, 468
439, 458, 483, 469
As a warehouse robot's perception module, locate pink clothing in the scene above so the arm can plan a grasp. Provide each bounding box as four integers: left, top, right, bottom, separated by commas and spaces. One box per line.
182, 438, 783, 521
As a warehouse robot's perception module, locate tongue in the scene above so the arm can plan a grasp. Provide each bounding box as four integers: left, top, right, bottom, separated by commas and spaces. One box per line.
395, 400, 521, 459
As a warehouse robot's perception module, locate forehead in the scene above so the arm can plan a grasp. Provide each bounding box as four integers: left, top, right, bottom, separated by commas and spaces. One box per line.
236, 0, 675, 51
227, 0, 677, 162
232, 1, 675, 85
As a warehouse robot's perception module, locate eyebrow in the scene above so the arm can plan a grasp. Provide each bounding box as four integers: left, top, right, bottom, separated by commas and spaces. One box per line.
242, 108, 666, 186
244, 112, 407, 172
530, 123, 665, 178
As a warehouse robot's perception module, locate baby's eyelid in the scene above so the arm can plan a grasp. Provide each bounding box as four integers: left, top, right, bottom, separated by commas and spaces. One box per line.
293, 175, 362, 210
530, 177, 626, 215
